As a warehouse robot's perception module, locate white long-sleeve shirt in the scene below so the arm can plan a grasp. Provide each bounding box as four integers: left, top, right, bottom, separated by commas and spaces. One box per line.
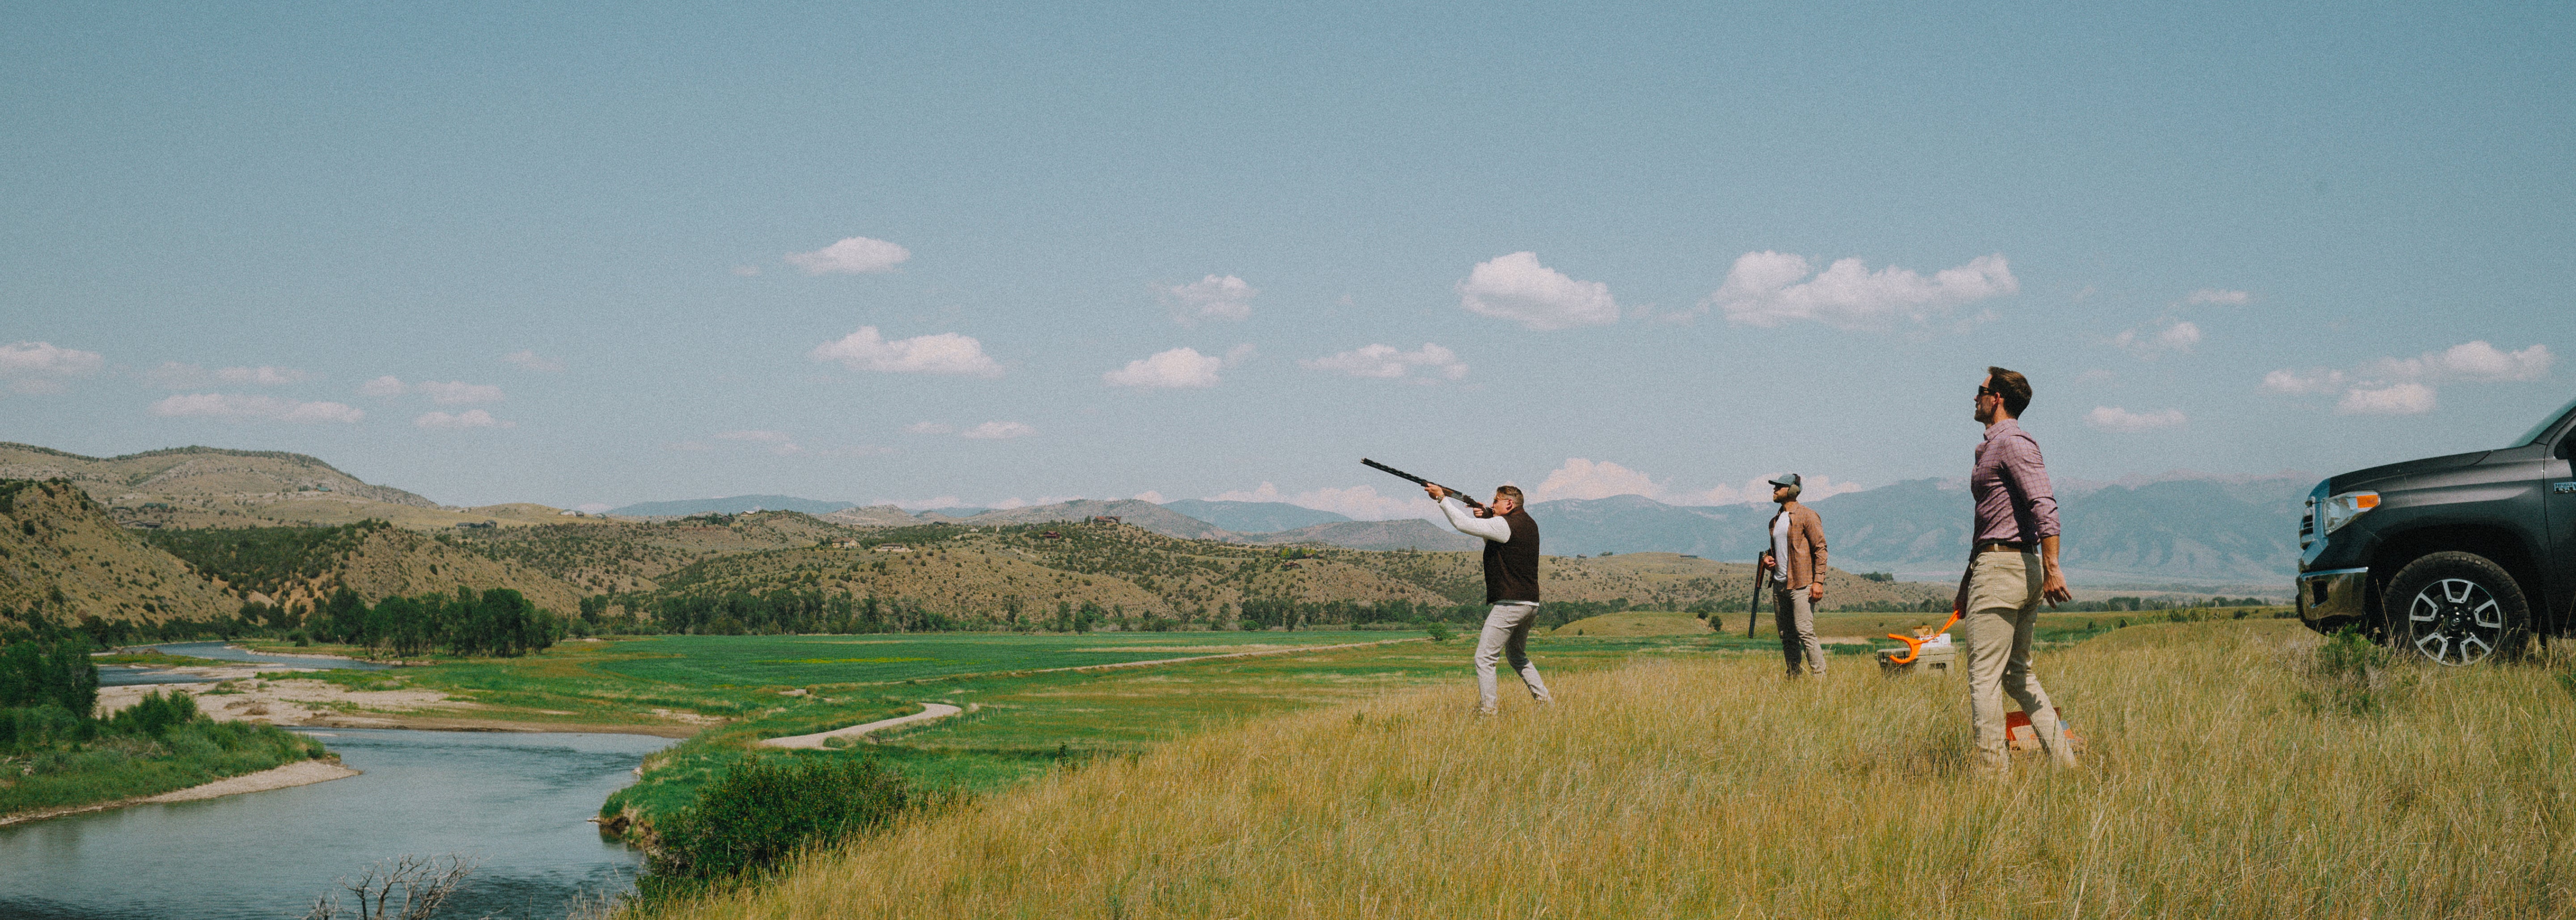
1436, 496, 1512, 543
1770, 510, 1792, 581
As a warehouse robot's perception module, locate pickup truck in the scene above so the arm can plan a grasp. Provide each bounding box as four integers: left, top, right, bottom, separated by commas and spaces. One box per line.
2299, 395, 2576, 665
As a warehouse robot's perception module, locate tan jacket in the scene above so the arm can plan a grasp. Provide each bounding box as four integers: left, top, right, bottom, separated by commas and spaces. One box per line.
1769, 502, 1828, 590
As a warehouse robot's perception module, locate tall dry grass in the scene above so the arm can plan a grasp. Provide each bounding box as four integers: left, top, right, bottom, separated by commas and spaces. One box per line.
650, 620, 2576, 919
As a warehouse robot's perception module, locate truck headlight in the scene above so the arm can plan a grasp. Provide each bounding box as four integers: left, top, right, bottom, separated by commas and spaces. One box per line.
2321, 491, 2380, 534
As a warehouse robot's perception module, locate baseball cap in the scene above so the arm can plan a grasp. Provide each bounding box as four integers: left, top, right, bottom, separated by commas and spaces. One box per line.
1767, 473, 1801, 488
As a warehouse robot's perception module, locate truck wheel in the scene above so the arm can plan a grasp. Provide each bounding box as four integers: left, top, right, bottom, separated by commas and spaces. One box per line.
2384, 551, 2532, 666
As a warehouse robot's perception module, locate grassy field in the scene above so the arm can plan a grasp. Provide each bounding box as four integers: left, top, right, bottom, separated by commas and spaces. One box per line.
640, 616, 2576, 919
598, 631, 1702, 820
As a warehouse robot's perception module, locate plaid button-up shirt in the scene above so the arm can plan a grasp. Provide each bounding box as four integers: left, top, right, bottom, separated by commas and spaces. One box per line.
1970, 419, 2060, 545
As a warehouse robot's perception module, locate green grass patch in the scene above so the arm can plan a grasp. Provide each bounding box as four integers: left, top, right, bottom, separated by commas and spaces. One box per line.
0, 717, 329, 816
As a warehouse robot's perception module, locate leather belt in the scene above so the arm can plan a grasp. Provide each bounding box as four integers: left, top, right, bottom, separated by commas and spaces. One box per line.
1974, 540, 2033, 554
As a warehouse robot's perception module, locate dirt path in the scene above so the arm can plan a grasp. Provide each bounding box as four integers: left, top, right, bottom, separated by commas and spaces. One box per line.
0, 759, 360, 827
760, 703, 966, 749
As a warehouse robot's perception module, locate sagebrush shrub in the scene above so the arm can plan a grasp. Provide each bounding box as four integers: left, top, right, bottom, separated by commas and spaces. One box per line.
645, 755, 911, 892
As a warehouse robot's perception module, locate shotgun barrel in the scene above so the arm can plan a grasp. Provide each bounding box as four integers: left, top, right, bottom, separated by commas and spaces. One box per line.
1360, 458, 1488, 511
1748, 557, 1771, 637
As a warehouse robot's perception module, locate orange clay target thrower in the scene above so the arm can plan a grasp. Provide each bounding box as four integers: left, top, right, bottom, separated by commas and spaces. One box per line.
1885, 608, 1962, 665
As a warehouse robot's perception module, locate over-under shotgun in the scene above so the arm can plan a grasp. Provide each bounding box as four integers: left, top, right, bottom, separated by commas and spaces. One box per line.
1360, 458, 1488, 512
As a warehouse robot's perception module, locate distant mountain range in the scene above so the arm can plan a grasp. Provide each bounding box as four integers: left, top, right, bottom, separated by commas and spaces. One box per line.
1161, 500, 1353, 533
606, 495, 858, 516
595, 471, 2316, 589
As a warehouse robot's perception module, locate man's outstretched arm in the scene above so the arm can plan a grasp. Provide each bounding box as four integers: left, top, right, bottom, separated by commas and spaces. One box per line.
1425, 485, 1510, 542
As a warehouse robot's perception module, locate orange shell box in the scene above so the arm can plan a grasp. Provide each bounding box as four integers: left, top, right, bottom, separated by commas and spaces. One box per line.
2004, 707, 2088, 753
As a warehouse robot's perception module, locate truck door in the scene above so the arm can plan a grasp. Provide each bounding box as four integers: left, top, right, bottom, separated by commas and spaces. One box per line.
2548, 428, 2576, 636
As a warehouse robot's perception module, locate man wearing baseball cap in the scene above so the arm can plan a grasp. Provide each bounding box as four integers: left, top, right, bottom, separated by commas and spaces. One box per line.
1759, 473, 1830, 678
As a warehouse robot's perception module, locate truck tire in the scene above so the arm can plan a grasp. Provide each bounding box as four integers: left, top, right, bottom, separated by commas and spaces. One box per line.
2383, 551, 2532, 666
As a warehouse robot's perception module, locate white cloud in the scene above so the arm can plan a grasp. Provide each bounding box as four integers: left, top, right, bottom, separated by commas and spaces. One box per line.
2262, 369, 2347, 395
504, 350, 566, 372
960, 421, 1035, 440
2269, 341, 2549, 416
415, 410, 512, 430
413, 381, 505, 405
1104, 347, 1224, 389
905, 422, 954, 435
2188, 288, 2251, 305
716, 429, 801, 454
151, 394, 364, 424
0, 341, 105, 392
1131, 490, 1168, 504
1301, 343, 1468, 382
2339, 382, 2436, 415
811, 326, 1003, 377
2085, 406, 2188, 432
1456, 252, 1618, 331
784, 236, 911, 275
1208, 482, 1287, 502
1708, 251, 2017, 330
0, 341, 105, 377
2113, 320, 2202, 356
1531, 458, 1665, 502
1163, 275, 1257, 325
360, 375, 408, 397
2376, 341, 2553, 383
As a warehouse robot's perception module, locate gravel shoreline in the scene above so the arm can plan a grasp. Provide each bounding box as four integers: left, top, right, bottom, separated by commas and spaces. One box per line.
0, 759, 360, 827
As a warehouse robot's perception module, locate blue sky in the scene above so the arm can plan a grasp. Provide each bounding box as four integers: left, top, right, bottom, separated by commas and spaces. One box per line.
4, 2, 2570, 517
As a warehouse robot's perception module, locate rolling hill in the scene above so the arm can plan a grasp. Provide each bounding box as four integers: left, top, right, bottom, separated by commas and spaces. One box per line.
143, 521, 586, 615
602, 520, 1946, 627
0, 479, 239, 626
953, 500, 1233, 541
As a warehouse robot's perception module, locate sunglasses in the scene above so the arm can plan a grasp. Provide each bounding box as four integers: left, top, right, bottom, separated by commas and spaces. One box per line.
1976, 385, 1997, 398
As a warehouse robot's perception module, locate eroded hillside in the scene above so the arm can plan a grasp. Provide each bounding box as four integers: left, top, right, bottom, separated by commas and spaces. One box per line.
610, 521, 1949, 625
147, 521, 585, 614
0, 479, 239, 625
454, 511, 860, 594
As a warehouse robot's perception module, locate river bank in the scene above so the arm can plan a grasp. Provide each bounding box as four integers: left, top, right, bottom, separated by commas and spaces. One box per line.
0, 758, 359, 826
1, 728, 675, 920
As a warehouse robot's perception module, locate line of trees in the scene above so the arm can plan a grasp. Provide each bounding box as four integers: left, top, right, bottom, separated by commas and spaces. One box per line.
303, 586, 566, 658
638, 590, 956, 636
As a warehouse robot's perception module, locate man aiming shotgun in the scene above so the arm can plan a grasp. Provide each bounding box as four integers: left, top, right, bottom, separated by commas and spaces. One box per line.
1369, 460, 1552, 715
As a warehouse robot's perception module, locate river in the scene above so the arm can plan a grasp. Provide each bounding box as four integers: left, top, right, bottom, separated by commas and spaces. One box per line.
0, 728, 675, 919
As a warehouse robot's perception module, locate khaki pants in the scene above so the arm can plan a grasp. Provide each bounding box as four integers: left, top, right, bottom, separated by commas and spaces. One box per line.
1961, 551, 2072, 771
1474, 602, 1552, 713
1775, 585, 1826, 676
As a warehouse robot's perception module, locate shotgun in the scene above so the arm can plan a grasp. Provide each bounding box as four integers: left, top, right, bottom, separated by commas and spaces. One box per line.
1747, 557, 1771, 637
1360, 458, 1488, 512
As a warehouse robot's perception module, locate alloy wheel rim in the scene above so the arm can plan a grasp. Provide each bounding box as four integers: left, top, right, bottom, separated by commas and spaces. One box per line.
2406, 577, 2503, 666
